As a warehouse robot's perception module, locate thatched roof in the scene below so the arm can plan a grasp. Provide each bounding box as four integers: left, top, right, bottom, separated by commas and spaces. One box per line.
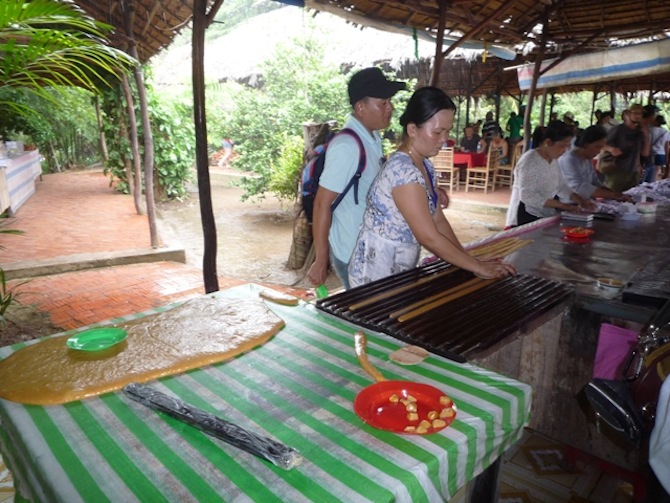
73, 0, 218, 63
76, 1, 669, 63
305, 0, 669, 57
75, 0, 669, 97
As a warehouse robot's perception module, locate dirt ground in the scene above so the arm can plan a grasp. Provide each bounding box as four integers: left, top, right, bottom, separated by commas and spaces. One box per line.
1, 167, 505, 345
156, 168, 507, 291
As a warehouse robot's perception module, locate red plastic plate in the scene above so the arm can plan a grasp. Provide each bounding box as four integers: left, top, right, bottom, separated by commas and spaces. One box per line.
354, 380, 457, 435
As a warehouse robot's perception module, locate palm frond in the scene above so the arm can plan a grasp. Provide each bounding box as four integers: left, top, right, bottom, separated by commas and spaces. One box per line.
0, 0, 136, 96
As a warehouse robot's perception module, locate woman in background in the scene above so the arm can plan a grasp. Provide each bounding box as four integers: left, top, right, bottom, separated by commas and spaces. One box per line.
348, 87, 516, 288
558, 125, 631, 202
506, 121, 595, 227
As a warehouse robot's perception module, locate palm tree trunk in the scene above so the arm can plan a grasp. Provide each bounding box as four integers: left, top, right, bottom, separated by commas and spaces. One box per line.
123, 8, 158, 248
94, 95, 109, 163
121, 73, 144, 214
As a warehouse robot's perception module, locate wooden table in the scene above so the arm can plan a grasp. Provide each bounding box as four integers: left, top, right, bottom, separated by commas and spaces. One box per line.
0, 284, 531, 503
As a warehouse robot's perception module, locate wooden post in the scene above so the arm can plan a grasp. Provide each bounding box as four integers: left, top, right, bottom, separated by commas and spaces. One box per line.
123, 2, 158, 248
192, 0, 219, 293
120, 73, 143, 215
430, 0, 447, 86
523, 9, 550, 149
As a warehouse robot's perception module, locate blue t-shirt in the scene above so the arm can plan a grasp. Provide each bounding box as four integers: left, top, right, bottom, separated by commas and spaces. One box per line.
319, 115, 384, 263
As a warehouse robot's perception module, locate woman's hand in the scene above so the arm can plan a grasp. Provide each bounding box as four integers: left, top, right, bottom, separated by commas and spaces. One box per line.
474, 259, 517, 279
437, 187, 450, 209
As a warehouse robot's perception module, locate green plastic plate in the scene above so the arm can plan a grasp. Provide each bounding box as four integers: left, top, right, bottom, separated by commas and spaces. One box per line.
66, 327, 127, 352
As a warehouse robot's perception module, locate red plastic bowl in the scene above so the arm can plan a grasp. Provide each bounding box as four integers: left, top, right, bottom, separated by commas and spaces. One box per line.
561, 226, 595, 240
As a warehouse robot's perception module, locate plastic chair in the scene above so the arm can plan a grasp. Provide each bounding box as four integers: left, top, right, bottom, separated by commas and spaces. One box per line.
431, 148, 460, 194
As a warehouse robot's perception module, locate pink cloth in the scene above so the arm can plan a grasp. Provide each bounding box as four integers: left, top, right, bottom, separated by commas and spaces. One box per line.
593, 323, 638, 380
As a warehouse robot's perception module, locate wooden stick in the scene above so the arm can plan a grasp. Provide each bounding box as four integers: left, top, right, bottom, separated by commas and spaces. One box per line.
388, 277, 483, 319
471, 238, 532, 259
469, 237, 519, 257
398, 278, 496, 323
349, 267, 458, 311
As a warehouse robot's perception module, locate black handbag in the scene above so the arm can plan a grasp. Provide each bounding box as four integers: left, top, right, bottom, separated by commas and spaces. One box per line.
584, 378, 645, 447
584, 299, 670, 447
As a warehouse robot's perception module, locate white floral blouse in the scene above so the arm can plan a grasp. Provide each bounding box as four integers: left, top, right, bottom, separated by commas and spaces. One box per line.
348, 151, 438, 288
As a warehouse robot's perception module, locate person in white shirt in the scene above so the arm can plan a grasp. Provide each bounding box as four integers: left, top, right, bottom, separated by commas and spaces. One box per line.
506, 121, 595, 227
651, 115, 670, 180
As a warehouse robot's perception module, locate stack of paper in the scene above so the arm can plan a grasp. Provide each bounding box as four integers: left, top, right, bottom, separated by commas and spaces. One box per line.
561, 212, 594, 223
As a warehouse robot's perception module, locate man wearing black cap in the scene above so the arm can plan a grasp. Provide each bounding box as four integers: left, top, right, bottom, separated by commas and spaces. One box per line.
307, 67, 406, 290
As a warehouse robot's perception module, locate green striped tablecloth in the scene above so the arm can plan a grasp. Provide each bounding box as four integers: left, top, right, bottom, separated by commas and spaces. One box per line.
0, 284, 531, 502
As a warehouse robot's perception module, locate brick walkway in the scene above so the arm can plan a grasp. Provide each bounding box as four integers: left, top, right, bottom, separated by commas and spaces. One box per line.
1, 170, 305, 331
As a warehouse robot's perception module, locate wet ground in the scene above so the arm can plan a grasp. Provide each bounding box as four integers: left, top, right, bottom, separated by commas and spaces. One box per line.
156, 168, 507, 291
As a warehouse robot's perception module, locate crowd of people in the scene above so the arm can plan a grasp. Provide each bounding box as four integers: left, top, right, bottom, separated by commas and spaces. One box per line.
305, 66, 669, 292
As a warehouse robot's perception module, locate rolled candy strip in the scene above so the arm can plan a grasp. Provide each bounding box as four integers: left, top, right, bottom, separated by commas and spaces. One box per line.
123, 382, 302, 470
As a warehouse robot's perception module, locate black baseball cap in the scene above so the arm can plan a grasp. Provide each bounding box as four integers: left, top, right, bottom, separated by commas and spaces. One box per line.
643, 104, 659, 117
348, 67, 406, 105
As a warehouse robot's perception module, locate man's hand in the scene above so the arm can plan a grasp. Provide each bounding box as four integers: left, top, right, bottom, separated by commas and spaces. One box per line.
308, 186, 338, 286
307, 258, 328, 286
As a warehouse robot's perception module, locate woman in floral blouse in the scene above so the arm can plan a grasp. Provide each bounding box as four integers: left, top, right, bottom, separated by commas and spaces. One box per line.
348, 87, 516, 288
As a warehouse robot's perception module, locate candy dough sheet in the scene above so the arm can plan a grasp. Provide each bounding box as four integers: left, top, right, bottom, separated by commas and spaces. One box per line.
0, 296, 285, 405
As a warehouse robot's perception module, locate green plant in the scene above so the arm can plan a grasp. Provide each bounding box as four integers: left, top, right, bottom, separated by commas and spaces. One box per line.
101, 81, 195, 200
0, 0, 135, 127
150, 101, 195, 200
211, 35, 351, 201
267, 134, 304, 202
0, 220, 25, 321
0, 268, 16, 321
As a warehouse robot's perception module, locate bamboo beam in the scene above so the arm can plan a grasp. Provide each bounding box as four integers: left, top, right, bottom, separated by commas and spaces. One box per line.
430, 0, 448, 87
141, 2, 161, 36
441, 0, 519, 60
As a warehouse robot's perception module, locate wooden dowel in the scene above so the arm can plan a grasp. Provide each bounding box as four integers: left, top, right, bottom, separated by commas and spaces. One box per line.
470, 238, 532, 259
388, 277, 482, 319
349, 267, 458, 311
397, 277, 496, 323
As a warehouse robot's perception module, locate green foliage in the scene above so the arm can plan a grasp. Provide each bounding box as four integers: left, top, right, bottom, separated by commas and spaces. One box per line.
0, 268, 16, 321
101, 80, 195, 200
209, 34, 351, 201
0, 87, 100, 169
0, 0, 136, 172
205, 31, 413, 202
0, 0, 135, 117
150, 100, 196, 199
267, 134, 304, 202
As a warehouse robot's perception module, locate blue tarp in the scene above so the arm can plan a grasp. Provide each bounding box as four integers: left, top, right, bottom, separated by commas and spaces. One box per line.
517, 38, 670, 90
